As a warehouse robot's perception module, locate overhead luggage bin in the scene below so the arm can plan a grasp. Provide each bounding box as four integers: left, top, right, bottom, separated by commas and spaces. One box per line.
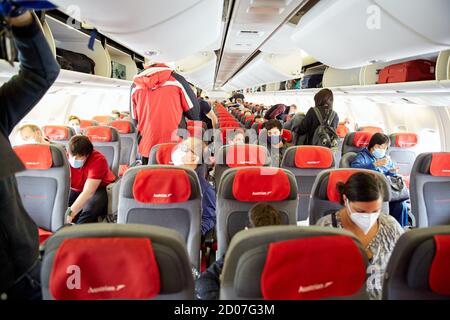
291, 0, 450, 69
175, 51, 217, 91
228, 51, 303, 89
51, 0, 224, 61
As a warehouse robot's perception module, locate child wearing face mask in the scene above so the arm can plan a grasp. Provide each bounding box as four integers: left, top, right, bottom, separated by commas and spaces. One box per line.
264, 119, 290, 167
67, 115, 82, 135
316, 172, 404, 300
351, 133, 409, 227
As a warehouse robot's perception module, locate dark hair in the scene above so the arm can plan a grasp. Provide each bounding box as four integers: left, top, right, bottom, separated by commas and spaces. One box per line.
68, 135, 93, 157
368, 133, 390, 151
265, 119, 282, 131
314, 88, 334, 110
337, 172, 384, 205
248, 203, 282, 228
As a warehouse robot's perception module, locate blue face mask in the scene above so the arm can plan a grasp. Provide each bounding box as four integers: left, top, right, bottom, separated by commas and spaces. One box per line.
372, 148, 386, 159
69, 157, 85, 169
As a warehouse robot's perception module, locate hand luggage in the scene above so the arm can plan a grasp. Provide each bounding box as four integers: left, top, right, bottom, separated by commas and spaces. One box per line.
378, 59, 435, 83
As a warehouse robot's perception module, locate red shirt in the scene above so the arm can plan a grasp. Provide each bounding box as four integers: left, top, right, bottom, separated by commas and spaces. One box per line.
70, 150, 116, 192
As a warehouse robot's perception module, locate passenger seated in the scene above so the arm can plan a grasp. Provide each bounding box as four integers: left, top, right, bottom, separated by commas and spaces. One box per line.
171, 137, 216, 236
226, 130, 245, 145
195, 202, 282, 300
316, 172, 404, 300
111, 109, 121, 120
265, 119, 289, 167
66, 136, 116, 224
18, 124, 49, 145
254, 115, 264, 124
67, 115, 81, 134
350, 133, 409, 227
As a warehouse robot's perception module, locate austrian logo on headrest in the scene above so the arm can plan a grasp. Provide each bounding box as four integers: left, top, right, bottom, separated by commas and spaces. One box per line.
153, 193, 172, 198
239, 161, 255, 164
26, 161, 41, 166
50, 134, 65, 140
298, 281, 333, 293
252, 191, 272, 196
90, 135, 108, 141
443, 169, 450, 173
306, 161, 321, 165
88, 284, 126, 294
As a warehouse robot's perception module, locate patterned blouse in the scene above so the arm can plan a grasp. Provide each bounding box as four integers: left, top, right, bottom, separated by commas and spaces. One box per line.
316, 212, 404, 300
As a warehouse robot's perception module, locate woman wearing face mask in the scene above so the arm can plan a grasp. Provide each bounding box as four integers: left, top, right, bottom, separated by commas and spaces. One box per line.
316, 172, 404, 300
171, 137, 216, 236
67, 115, 82, 135
351, 133, 409, 227
65, 136, 116, 224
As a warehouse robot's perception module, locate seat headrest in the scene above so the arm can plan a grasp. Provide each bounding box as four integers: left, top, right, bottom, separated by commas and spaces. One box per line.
261, 235, 366, 300
225, 144, 268, 167
232, 167, 291, 202
14, 144, 65, 169
352, 132, 374, 148
155, 143, 177, 165
294, 146, 334, 169
80, 120, 98, 129
85, 126, 118, 142
327, 170, 365, 203
358, 126, 382, 133
336, 124, 349, 138
49, 237, 160, 300
186, 120, 205, 128
133, 168, 191, 203
407, 234, 450, 296
282, 129, 292, 143
43, 125, 73, 141
111, 120, 134, 134
430, 153, 450, 177
390, 133, 418, 148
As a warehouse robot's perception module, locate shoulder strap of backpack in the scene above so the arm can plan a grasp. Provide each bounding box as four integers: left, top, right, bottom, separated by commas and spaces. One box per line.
326, 111, 337, 126
331, 211, 338, 228
313, 107, 324, 125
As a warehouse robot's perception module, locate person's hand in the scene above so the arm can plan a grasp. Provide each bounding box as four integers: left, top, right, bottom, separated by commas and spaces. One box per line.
389, 166, 399, 174
8, 11, 33, 27
65, 207, 75, 224
374, 158, 389, 167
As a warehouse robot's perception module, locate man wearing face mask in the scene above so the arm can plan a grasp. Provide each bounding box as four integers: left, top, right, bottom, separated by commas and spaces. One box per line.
351, 133, 409, 227
67, 115, 81, 135
316, 172, 404, 300
264, 119, 289, 167
65, 136, 116, 224
171, 137, 216, 236
17, 124, 49, 145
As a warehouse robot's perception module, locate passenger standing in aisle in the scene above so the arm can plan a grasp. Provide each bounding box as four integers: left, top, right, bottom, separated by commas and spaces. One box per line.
131, 63, 200, 164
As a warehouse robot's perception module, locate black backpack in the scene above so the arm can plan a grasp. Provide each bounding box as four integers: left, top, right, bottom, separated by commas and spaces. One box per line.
311, 107, 338, 150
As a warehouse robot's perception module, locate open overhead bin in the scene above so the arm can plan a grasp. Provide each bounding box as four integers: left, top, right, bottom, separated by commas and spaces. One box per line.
228, 50, 303, 89
51, 0, 224, 62
291, 0, 450, 69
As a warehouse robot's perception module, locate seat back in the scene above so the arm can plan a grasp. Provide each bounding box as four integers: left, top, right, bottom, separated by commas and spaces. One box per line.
14, 144, 70, 232
79, 119, 98, 130
42, 125, 75, 146
341, 132, 374, 155
221, 226, 368, 300
149, 143, 178, 165
85, 126, 121, 177
309, 168, 391, 225
389, 133, 418, 176
41, 224, 194, 300
339, 152, 357, 168
216, 167, 298, 257
110, 120, 137, 166
214, 144, 271, 187
410, 152, 450, 227
117, 166, 202, 269
383, 226, 450, 300
358, 126, 383, 133
281, 146, 335, 221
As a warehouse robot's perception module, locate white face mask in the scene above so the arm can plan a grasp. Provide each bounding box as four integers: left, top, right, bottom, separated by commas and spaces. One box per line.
69, 156, 86, 169
72, 125, 81, 134
346, 199, 380, 234
171, 147, 185, 166
24, 138, 38, 144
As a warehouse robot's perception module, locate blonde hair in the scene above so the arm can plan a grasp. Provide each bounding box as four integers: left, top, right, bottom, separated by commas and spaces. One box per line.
18, 124, 41, 133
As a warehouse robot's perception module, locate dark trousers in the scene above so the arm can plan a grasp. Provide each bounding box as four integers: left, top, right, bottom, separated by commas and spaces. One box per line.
389, 200, 409, 227
69, 188, 108, 224
141, 157, 149, 165
4, 260, 42, 300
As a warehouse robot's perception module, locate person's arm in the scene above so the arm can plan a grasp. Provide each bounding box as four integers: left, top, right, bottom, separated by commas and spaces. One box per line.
201, 185, 216, 235
0, 12, 60, 135
350, 152, 378, 171
172, 72, 200, 120
67, 178, 102, 222
206, 110, 218, 129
